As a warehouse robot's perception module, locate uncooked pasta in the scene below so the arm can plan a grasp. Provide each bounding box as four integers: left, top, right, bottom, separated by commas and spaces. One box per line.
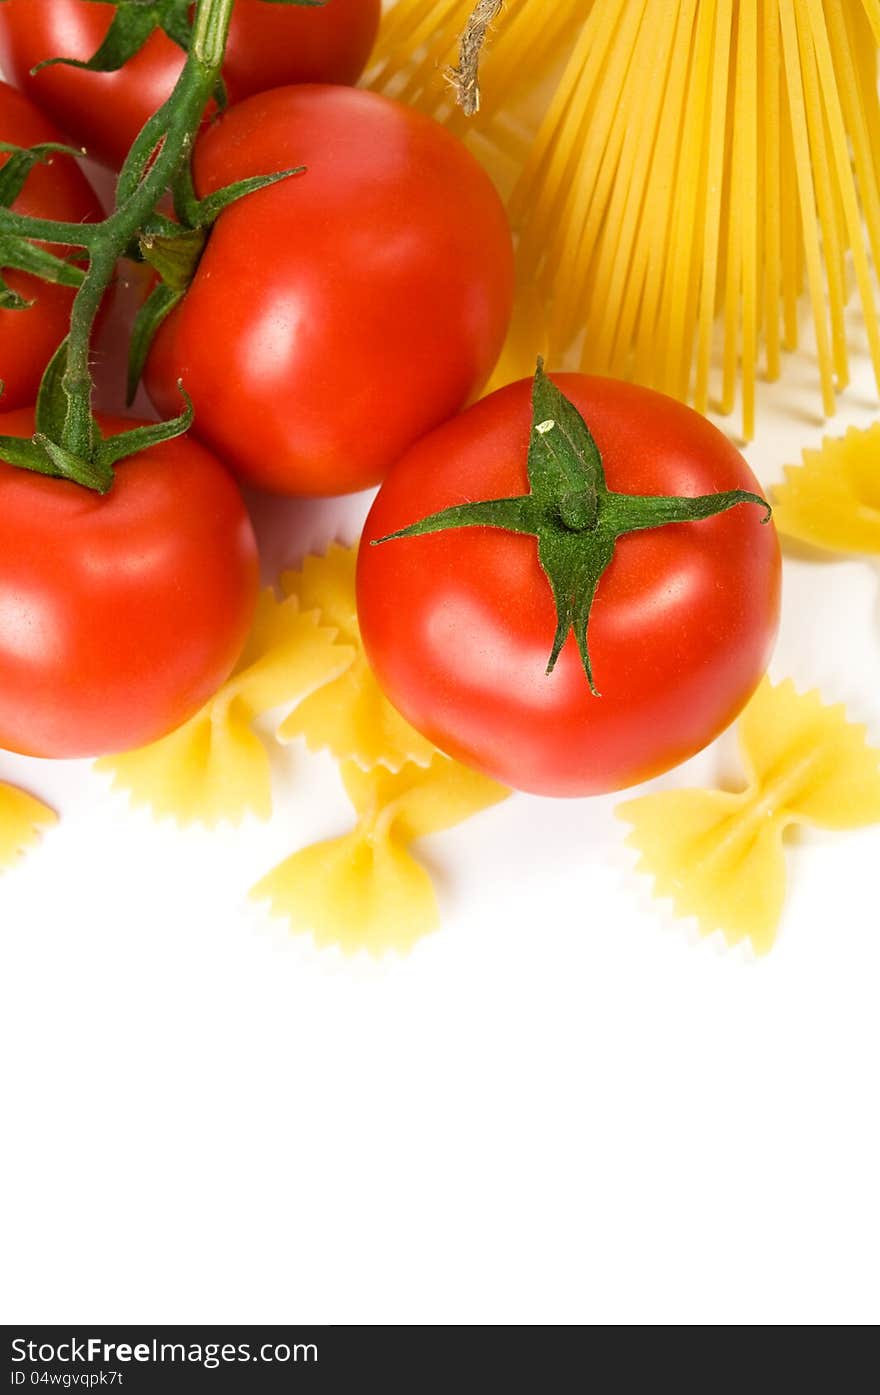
370, 0, 880, 438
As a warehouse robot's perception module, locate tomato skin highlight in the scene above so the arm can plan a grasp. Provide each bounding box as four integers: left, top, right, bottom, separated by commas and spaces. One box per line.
0, 80, 101, 411
145, 85, 515, 497
0, 0, 382, 169
0, 410, 259, 759
357, 375, 782, 798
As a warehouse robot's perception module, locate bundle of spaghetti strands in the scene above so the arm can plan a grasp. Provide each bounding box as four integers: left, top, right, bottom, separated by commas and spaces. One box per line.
369, 0, 880, 439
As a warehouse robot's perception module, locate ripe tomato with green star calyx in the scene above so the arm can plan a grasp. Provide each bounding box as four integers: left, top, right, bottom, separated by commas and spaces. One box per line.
0, 409, 259, 759
0, 80, 102, 411
145, 84, 515, 497
0, 0, 382, 169
357, 368, 781, 798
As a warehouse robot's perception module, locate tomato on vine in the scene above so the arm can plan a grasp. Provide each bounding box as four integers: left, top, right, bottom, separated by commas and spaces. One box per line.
0, 0, 382, 169
0, 79, 101, 411
358, 366, 781, 798
0, 407, 258, 758
0, 0, 286, 761
145, 84, 515, 496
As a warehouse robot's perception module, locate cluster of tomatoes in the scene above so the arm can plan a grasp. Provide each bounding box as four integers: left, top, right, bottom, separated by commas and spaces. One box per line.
0, 0, 780, 798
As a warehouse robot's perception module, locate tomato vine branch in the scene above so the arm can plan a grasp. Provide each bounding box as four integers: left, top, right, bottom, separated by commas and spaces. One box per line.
0, 0, 306, 492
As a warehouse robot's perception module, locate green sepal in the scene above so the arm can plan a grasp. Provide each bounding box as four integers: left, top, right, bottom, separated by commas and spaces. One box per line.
373, 359, 772, 695
0, 142, 88, 299
0, 235, 85, 288
537, 526, 617, 690
31, 0, 191, 75
601, 488, 772, 532
30, 0, 328, 81
98, 381, 193, 467
0, 429, 112, 493
188, 166, 306, 228
0, 352, 191, 489
377, 496, 543, 542
36, 337, 71, 441
0, 140, 85, 207
172, 161, 306, 234
139, 225, 206, 290
35, 434, 114, 493
0, 433, 53, 474
126, 281, 183, 404
35, 338, 98, 464
526, 358, 606, 514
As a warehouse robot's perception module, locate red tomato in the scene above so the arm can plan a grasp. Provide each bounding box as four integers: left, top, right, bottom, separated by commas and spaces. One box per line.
357, 375, 781, 797
0, 409, 259, 758
0, 0, 382, 169
0, 80, 101, 410
146, 85, 514, 496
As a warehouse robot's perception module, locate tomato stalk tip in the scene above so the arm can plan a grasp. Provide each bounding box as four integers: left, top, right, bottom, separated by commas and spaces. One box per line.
0, 0, 269, 490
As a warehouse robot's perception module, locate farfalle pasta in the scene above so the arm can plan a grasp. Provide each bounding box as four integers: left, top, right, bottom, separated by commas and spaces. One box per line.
0, 782, 56, 869
95, 590, 353, 825
278, 544, 435, 772
773, 425, 880, 556
251, 755, 509, 956
618, 678, 880, 954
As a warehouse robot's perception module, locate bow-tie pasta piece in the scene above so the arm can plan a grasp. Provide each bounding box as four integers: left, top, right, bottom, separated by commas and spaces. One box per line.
278, 543, 436, 772
773, 425, 880, 555
96, 590, 353, 825
251, 755, 509, 956
0, 783, 56, 869
618, 679, 880, 954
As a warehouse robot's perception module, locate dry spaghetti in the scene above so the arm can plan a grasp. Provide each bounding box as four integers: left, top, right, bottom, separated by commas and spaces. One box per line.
370, 0, 880, 438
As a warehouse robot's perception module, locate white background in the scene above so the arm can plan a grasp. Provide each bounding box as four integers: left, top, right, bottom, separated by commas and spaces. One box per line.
2, 100, 879, 1330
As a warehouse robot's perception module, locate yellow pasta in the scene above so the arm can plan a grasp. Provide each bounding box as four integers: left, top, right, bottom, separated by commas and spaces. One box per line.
0, 783, 56, 870
278, 544, 436, 772
773, 425, 880, 555
251, 755, 509, 957
371, 0, 880, 437
762, 0, 783, 381
618, 679, 880, 954
96, 590, 353, 825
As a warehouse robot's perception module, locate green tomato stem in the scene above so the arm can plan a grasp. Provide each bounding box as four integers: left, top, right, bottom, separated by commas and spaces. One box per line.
191, 0, 237, 65
0, 213, 101, 247
373, 361, 772, 696
0, 0, 236, 484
